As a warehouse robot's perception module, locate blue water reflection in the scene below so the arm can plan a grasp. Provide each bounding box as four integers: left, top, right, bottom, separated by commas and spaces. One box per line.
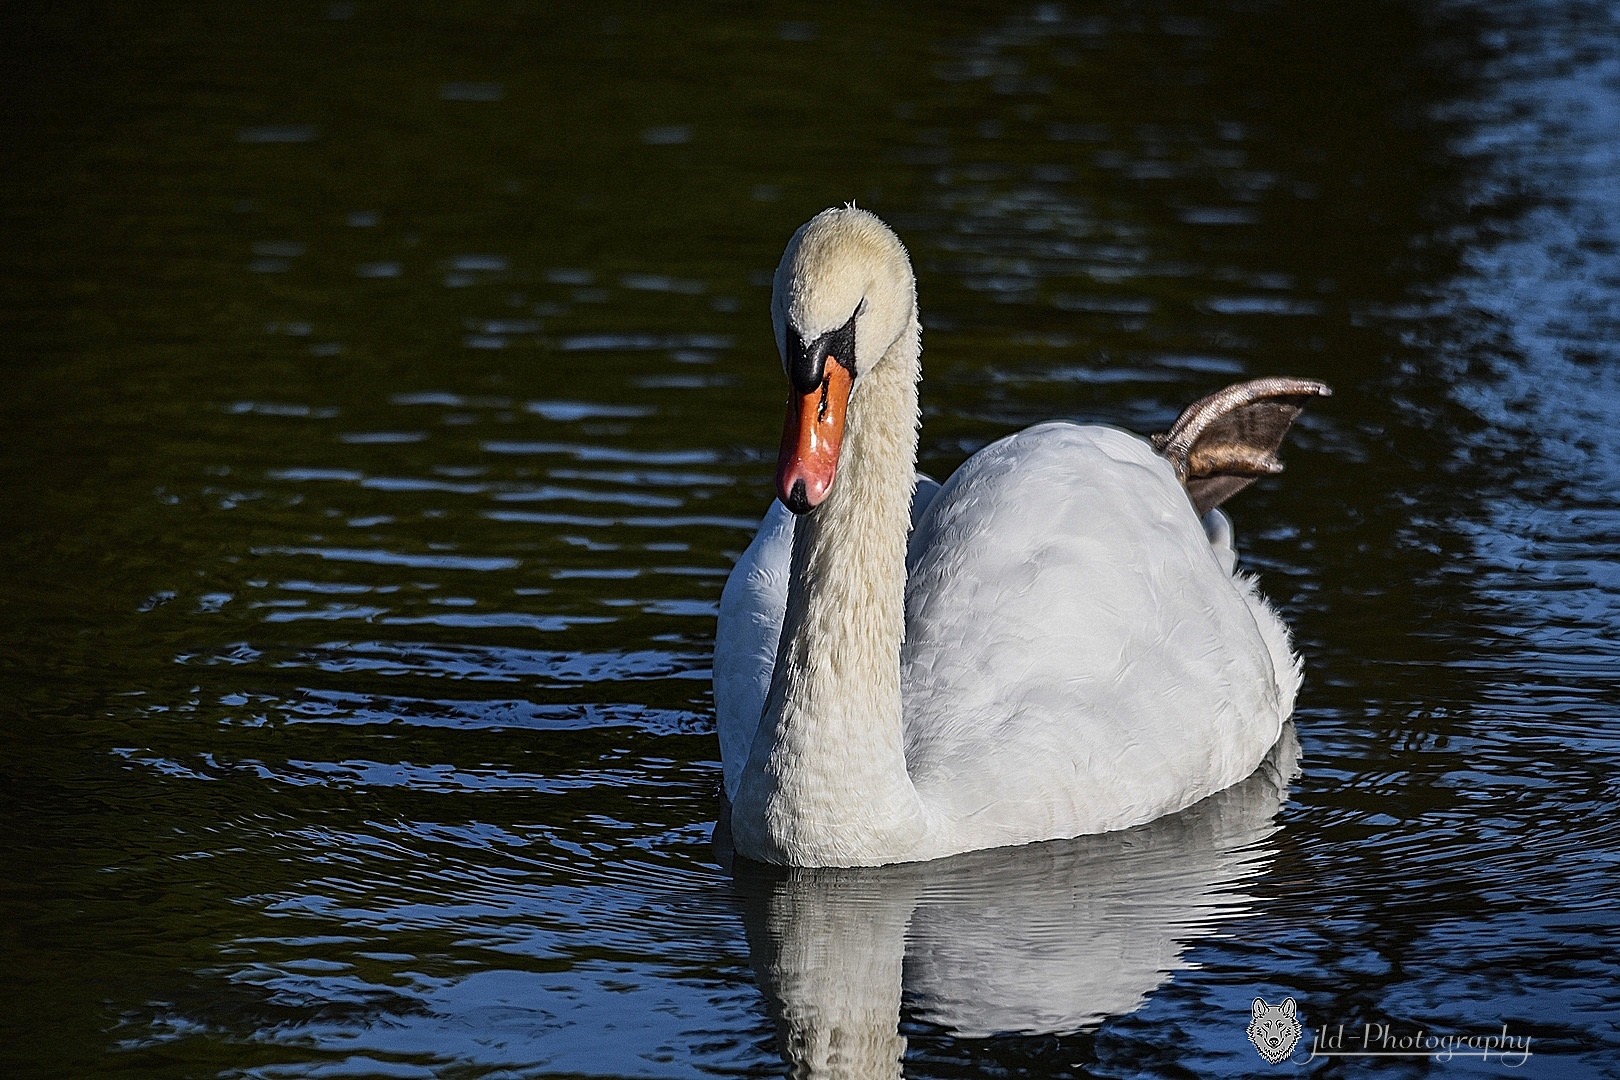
2, 0, 1617, 1076
733, 729, 1298, 1073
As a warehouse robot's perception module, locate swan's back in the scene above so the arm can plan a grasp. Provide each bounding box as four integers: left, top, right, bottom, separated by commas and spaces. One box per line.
900, 422, 1296, 851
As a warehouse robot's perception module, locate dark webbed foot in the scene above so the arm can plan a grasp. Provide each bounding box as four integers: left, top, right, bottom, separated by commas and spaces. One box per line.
1151, 377, 1331, 515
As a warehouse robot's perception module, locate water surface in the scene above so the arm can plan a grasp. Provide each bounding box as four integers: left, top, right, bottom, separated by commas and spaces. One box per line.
2, 1, 1617, 1076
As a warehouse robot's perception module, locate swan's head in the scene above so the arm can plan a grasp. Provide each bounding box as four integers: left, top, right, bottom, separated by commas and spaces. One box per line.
769, 206, 916, 514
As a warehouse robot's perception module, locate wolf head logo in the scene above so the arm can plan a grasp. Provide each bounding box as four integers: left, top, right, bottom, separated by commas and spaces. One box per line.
1248, 997, 1302, 1064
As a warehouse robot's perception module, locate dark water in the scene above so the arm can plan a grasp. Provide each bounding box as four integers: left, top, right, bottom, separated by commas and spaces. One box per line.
3, 1, 1617, 1076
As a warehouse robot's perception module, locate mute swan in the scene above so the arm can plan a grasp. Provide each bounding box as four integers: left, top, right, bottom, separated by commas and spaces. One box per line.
716, 206, 1327, 867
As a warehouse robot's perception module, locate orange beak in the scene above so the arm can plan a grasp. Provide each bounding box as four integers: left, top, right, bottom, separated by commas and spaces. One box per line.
775, 361, 852, 514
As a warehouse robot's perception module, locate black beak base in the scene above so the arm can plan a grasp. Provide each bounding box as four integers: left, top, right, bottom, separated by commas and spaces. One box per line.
786, 308, 859, 396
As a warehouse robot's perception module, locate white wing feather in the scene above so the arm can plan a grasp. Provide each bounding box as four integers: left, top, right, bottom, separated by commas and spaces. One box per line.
898, 423, 1294, 849
715, 501, 794, 802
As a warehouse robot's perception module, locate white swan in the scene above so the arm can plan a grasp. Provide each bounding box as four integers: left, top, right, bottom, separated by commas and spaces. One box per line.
715, 206, 1327, 867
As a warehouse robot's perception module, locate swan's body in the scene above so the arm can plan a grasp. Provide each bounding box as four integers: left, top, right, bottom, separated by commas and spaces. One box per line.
716, 207, 1322, 867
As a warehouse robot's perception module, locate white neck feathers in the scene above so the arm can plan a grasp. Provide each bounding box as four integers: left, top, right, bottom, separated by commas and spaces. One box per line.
731, 310, 931, 865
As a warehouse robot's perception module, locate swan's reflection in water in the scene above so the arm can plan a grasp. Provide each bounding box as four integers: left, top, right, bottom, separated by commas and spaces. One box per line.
725, 725, 1300, 1077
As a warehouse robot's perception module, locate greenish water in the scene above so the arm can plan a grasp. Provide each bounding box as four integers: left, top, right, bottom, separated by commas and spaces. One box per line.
2, 1, 1617, 1076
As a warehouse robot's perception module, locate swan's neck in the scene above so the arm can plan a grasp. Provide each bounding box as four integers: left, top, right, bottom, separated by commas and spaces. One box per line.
733, 313, 931, 865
